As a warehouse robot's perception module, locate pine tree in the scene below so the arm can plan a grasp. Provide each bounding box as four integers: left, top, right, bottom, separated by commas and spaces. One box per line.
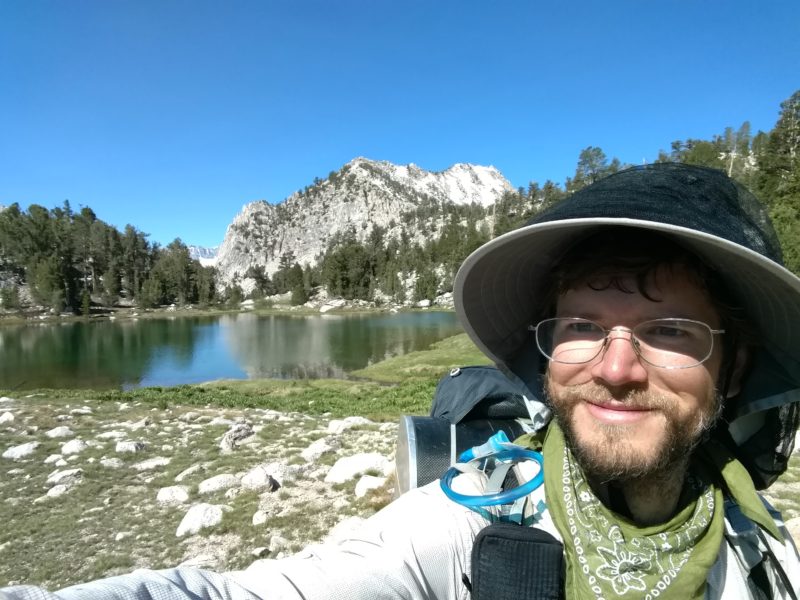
755, 91, 800, 273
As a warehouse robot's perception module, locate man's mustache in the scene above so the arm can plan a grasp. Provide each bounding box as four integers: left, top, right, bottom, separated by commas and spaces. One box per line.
551, 382, 673, 412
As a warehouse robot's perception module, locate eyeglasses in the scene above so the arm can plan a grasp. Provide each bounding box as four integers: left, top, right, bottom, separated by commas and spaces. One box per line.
530, 317, 725, 369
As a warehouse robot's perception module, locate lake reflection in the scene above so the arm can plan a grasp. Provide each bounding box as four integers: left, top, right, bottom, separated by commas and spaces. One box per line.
0, 311, 462, 390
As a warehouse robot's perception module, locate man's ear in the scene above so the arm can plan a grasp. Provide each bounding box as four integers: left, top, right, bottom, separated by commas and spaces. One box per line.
725, 346, 750, 399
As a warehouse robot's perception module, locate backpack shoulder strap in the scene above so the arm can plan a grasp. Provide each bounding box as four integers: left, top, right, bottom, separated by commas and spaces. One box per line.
724, 496, 798, 600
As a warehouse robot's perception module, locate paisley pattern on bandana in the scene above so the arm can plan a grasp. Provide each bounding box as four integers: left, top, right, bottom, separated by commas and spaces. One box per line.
542, 423, 725, 600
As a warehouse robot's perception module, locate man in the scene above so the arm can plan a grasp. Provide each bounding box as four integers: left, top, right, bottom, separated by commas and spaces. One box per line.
4, 163, 799, 599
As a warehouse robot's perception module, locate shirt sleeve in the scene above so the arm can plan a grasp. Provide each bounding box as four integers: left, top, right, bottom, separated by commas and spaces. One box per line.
0, 568, 261, 600
1, 481, 488, 600
230, 480, 487, 599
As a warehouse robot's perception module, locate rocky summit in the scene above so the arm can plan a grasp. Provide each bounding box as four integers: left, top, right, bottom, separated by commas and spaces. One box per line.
214, 158, 513, 289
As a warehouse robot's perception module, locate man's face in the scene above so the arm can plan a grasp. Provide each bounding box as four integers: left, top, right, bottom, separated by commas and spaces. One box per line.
544, 265, 724, 481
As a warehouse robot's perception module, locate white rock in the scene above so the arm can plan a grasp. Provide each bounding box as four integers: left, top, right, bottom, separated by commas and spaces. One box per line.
43, 454, 63, 464
301, 438, 336, 462
101, 457, 124, 468
320, 299, 346, 314
175, 464, 204, 482
46, 484, 70, 497
240, 465, 280, 491
433, 291, 454, 307
0, 396, 14, 404
115, 532, 132, 542
268, 535, 289, 553
132, 456, 170, 471
70, 407, 92, 416
325, 453, 391, 484
219, 422, 255, 453
257, 462, 300, 487
198, 473, 239, 494
175, 503, 229, 537
3, 441, 39, 460
61, 439, 87, 455
208, 417, 234, 427
354, 475, 387, 498
327, 416, 372, 435
252, 510, 268, 526
127, 418, 151, 430
157, 485, 190, 505
0, 412, 14, 424
46, 426, 74, 438
116, 440, 146, 453
46, 468, 83, 487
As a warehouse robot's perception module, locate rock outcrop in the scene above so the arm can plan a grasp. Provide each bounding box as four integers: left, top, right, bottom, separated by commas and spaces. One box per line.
214, 158, 513, 290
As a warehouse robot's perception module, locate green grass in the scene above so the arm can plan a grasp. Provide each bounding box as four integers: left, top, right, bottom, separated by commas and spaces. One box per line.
350, 333, 490, 383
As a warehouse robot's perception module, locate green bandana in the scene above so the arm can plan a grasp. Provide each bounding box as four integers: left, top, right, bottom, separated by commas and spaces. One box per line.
539, 423, 752, 600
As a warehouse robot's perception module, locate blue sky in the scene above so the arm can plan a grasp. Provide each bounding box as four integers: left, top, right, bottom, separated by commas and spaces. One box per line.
1, 1, 798, 248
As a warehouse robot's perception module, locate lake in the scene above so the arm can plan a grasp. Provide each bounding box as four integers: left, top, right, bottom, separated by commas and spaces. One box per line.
0, 311, 463, 390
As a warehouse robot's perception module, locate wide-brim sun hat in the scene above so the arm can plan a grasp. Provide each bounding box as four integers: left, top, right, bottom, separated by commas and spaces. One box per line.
453, 163, 800, 488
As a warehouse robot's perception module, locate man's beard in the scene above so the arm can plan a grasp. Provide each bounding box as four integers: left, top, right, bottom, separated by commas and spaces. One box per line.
545, 375, 723, 483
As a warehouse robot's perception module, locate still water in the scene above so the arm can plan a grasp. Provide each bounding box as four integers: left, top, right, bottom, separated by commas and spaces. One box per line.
0, 311, 462, 390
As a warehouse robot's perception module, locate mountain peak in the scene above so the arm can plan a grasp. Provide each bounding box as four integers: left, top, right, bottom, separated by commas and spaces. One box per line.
214, 157, 513, 289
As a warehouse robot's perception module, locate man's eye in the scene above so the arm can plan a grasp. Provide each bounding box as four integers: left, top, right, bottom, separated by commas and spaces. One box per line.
566, 322, 601, 334
651, 326, 685, 337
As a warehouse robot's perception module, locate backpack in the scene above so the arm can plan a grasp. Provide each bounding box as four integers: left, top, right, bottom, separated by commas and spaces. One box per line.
395, 365, 548, 495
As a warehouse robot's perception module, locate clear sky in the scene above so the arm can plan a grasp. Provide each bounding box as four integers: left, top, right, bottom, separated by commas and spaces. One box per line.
1, 1, 798, 248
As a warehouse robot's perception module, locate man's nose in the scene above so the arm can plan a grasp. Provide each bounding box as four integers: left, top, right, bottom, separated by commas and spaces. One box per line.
590, 329, 648, 386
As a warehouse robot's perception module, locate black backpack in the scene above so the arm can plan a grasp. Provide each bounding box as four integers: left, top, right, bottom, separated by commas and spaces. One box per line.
395, 365, 538, 495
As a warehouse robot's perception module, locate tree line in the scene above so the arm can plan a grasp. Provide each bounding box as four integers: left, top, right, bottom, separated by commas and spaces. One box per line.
1, 89, 798, 312
0, 203, 216, 312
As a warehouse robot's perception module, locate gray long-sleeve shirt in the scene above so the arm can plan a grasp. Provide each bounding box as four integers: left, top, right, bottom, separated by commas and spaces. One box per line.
4, 472, 799, 600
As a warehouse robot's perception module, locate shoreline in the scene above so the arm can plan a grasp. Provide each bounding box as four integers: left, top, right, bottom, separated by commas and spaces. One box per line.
0, 302, 454, 328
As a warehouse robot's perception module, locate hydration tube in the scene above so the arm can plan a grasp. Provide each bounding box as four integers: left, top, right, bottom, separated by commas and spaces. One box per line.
440, 430, 544, 508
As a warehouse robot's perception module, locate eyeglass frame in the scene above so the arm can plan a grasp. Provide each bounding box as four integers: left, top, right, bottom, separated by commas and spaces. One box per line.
528, 317, 726, 370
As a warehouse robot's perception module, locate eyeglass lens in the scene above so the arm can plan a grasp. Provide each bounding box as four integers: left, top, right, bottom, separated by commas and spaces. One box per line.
536, 318, 716, 368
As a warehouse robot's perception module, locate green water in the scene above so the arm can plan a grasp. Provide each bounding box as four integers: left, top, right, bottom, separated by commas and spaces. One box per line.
0, 311, 462, 390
